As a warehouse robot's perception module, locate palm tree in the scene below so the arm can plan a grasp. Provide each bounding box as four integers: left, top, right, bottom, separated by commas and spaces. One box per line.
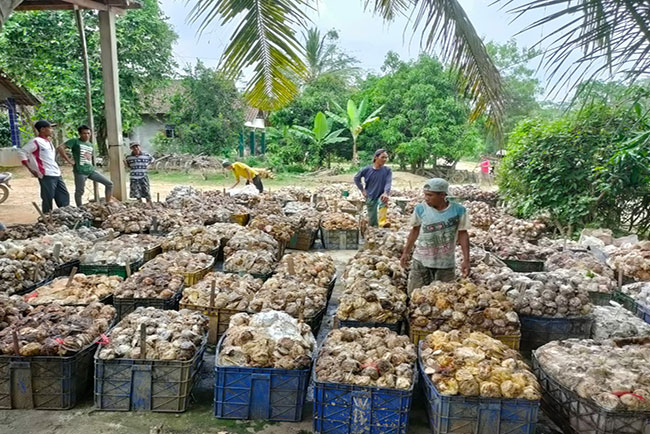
303, 27, 360, 84
183, 0, 650, 136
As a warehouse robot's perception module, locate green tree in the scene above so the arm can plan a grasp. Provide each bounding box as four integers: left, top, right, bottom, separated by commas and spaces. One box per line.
359, 53, 481, 170
0, 0, 177, 154
269, 73, 354, 132
483, 40, 542, 151
0, 112, 10, 148
155, 62, 245, 156
326, 97, 382, 164
303, 27, 360, 84
291, 111, 348, 167
498, 82, 650, 234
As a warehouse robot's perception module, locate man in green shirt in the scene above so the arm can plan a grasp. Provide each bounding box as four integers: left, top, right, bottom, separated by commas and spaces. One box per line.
59, 125, 113, 206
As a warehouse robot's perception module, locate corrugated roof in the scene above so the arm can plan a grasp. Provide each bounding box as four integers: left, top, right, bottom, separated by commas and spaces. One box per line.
15, 0, 141, 11
0, 69, 40, 106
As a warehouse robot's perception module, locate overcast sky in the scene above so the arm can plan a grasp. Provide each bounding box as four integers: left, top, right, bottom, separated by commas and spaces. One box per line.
159, 0, 557, 94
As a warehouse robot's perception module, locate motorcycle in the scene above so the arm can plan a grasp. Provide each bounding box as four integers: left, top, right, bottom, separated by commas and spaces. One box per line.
0, 172, 12, 204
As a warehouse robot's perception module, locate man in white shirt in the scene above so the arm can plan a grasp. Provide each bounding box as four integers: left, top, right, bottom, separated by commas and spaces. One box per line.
20, 120, 70, 213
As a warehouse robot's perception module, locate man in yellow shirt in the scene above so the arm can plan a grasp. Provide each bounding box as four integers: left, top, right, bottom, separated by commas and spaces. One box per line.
222, 160, 264, 192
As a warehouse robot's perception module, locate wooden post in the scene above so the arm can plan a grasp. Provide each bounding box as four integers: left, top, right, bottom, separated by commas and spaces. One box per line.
139, 323, 146, 359
618, 269, 623, 290
99, 9, 126, 200
74, 7, 99, 202
66, 266, 78, 287
12, 331, 20, 355
32, 201, 45, 221
209, 280, 216, 309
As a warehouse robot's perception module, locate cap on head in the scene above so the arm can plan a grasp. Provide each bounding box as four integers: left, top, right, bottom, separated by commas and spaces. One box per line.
129, 142, 140, 148
423, 178, 449, 194
222, 160, 232, 168
34, 120, 56, 131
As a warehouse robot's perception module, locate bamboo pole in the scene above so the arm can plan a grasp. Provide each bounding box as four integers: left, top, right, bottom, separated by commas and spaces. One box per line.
74, 7, 99, 202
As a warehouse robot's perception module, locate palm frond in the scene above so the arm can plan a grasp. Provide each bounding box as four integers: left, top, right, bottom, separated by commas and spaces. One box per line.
362, 0, 409, 21
188, 0, 313, 110
369, 0, 505, 135
497, 0, 650, 97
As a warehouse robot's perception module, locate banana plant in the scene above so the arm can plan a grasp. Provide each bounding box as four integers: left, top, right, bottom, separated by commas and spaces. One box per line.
291, 111, 348, 165
327, 98, 383, 164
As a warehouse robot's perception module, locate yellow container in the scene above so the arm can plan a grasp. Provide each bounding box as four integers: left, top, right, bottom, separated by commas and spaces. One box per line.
183, 259, 215, 286
230, 213, 250, 226
178, 304, 241, 345
408, 323, 521, 350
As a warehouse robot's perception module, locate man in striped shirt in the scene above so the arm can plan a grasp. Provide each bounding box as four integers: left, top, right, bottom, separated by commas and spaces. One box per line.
20, 120, 70, 213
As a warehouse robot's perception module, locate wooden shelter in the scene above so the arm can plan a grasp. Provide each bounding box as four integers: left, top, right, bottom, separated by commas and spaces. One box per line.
1, 0, 141, 200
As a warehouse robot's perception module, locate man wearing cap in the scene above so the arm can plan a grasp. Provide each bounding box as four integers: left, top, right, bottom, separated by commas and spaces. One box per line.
124, 142, 154, 203
400, 178, 470, 294
20, 120, 70, 213
353, 149, 392, 227
223, 160, 263, 193
59, 125, 114, 206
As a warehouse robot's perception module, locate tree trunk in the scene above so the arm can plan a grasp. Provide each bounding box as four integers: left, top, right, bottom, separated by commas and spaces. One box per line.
352, 135, 358, 165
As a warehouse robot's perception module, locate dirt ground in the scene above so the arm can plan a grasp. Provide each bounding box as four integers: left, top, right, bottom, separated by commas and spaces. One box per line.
0, 166, 434, 225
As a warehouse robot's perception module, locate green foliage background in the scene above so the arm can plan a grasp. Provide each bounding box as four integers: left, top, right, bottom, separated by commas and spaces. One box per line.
0, 0, 177, 153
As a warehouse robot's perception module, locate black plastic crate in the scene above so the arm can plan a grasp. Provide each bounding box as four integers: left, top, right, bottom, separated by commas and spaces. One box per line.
287, 229, 318, 251
501, 258, 544, 272
321, 228, 359, 250
113, 287, 183, 320
94, 336, 207, 412
519, 314, 593, 353
419, 344, 540, 433
214, 336, 311, 421
0, 342, 97, 409
54, 260, 81, 278
16, 276, 54, 296
338, 320, 402, 334
532, 352, 650, 433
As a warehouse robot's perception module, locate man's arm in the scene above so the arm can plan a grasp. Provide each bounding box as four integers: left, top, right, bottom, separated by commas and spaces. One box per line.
353, 168, 366, 197
380, 168, 392, 203
400, 225, 420, 268
57, 144, 74, 166
458, 230, 470, 277
20, 141, 42, 178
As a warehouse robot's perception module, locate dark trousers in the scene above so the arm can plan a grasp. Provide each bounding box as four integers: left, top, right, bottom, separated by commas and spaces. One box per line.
246, 175, 264, 193
39, 175, 70, 213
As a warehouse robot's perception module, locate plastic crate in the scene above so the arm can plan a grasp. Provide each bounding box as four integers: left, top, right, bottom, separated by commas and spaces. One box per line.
0, 342, 97, 409
114, 288, 183, 320
214, 337, 310, 421
143, 245, 162, 263
327, 276, 337, 299
501, 258, 544, 273
519, 315, 593, 352
178, 304, 241, 345
321, 228, 359, 250
305, 306, 327, 336
408, 324, 520, 350
420, 344, 539, 434
636, 302, 650, 324
79, 259, 144, 279
230, 213, 250, 226
16, 276, 54, 296
612, 291, 637, 313
54, 260, 81, 278
587, 291, 613, 306
288, 229, 318, 251
223, 270, 273, 281
312, 363, 415, 434
532, 352, 650, 433
183, 258, 215, 286
338, 320, 402, 334
94, 336, 207, 412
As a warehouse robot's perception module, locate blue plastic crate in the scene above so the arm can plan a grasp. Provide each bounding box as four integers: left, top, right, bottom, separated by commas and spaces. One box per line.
214, 336, 310, 421
94, 336, 207, 412
312, 366, 415, 434
419, 344, 539, 433
636, 302, 650, 324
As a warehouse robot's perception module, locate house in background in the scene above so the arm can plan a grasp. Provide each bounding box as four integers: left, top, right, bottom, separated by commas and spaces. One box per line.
129, 80, 181, 151
0, 68, 39, 166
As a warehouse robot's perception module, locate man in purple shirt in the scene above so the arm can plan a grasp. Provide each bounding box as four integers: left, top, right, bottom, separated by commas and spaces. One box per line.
353, 149, 392, 227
